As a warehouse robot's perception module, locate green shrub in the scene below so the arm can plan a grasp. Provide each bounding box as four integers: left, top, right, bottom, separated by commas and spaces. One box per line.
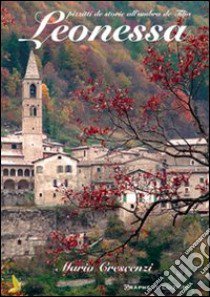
23, 280, 44, 296
104, 215, 126, 239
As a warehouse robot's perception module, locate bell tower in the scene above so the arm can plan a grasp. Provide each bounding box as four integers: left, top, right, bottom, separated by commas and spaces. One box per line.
22, 50, 43, 163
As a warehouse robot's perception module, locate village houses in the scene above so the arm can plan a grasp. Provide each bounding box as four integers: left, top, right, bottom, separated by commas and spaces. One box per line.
1, 51, 209, 214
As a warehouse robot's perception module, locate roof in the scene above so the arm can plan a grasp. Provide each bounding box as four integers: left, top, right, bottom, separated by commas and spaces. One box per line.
1, 159, 32, 166
1, 135, 23, 144
194, 203, 209, 214
1, 133, 48, 144
33, 153, 79, 164
71, 146, 90, 151
167, 166, 209, 174
24, 50, 40, 79
43, 141, 64, 147
1, 150, 24, 157
169, 138, 207, 146
128, 147, 148, 152
128, 168, 148, 175
78, 153, 162, 167
70, 145, 105, 151
78, 161, 120, 167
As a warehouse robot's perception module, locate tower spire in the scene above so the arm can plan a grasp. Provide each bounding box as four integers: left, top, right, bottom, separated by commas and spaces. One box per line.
22, 50, 43, 163
24, 50, 40, 79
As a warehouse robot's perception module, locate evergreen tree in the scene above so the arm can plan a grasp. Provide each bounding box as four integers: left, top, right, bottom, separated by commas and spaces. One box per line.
2, 32, 21, 73
19, 40, 31, 76
42, 47, 53, 67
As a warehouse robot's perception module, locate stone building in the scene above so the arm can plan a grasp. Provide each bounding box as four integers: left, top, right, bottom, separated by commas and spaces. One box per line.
1, 51, 75, 206
119, 138, 209, 219
164, 138, 209, 212
1, 51, 209, 212
33, 153, 78, 206
1, 51, 209, 260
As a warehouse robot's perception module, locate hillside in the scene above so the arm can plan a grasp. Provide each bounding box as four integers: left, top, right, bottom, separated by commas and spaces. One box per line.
1, 1, 209, 146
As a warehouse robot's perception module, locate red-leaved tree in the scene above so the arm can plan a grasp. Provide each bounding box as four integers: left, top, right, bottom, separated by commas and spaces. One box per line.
48, 25, 209, 261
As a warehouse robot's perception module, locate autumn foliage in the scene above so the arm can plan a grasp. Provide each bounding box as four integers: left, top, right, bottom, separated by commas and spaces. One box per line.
1, 7, 14, 27
46, 24, 209, 258
1, 3, 209, 261
74, 26, 209, 151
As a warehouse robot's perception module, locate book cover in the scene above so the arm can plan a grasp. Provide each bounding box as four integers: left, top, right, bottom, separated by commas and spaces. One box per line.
1, 1, 209, 296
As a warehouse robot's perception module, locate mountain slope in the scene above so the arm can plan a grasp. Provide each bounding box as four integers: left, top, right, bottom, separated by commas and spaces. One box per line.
1, 1, 209, 146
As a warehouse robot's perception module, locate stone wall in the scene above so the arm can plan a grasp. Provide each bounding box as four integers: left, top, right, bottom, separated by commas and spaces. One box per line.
1, 190, 35, 207
1, 206, 108, 259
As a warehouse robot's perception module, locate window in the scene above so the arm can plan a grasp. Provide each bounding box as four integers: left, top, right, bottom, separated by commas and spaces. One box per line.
18, 169, 23, 176
39, 193, 43, 197
173, 201, 179, 208
30, 106, 37, 117
161, 201, 168, 208
3, 169, 9, 176
123, 194, 127, 203
139, 196, 143, 203
190, 160, 195, 166
24, 169, 30, 177
30, 84, 36, 98
66, 165, 72, 173
64, 179, 68, 187
18, 180, 29, 190
36, 166, 43, 174
200, 177, 205, 184
11, 144, 17, 149
97, 167, 101, 173
17, 239, 22, 246
84, 150, 86, 157
131, 204, 135, 209
4, 179, 15, 190
53, 179, 57, 187
57, 166, 63, 173
10, 169, 16, 176
53, 193, 56, 198
58, 156, 62, 159
185, 187, 189, 194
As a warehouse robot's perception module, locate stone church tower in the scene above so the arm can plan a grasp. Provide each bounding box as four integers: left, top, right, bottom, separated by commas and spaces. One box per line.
22, 51, 43, 163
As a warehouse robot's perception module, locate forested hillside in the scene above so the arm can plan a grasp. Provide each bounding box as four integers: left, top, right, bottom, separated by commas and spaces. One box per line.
1, 1, 209, 146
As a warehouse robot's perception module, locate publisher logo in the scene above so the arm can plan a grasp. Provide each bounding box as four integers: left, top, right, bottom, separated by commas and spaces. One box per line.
145, 229, 210, 296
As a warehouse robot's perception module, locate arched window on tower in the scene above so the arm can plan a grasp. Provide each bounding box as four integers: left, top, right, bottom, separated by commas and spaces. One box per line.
30, 84, 36, 98
30, 106, 37, 117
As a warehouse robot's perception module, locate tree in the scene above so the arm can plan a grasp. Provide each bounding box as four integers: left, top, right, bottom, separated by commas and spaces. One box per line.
5, 68, 21, 97
57, 43, 85, 91
1, 7, 14, 27
49, 26, 209, 260
19, 41, 31, 76
2, 32, 21, 73
105, 216, 126, 240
